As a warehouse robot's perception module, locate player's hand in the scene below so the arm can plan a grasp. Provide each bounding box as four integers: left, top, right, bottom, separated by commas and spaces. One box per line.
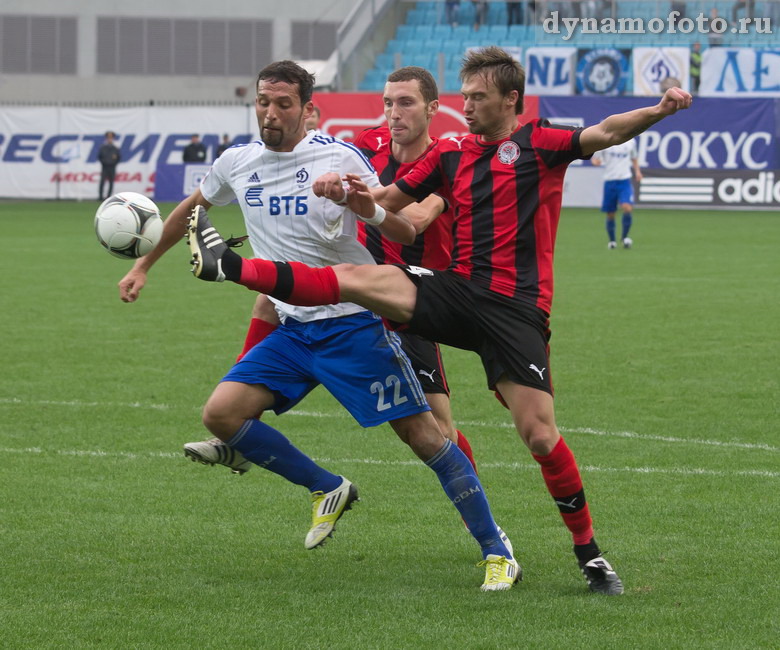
312, 172, 345, 202
118, 268, 147, 303
343, 174, 377, 219
343, 173, 369, 193
658, 87, 692, 116
635, 170, 644, 182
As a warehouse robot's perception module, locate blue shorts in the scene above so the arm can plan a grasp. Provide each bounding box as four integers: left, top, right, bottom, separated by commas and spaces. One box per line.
601, 179, 634, 213
221, 311, 430, 427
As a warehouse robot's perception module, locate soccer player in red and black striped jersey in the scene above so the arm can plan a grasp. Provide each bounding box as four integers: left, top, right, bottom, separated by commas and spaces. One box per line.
353, 67, 480, 473
196, 47, 692, 594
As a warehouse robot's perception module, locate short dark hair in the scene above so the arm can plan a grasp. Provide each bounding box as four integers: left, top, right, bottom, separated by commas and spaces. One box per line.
256, 60, 315, 105
386, 66, 439, 104
461, 46, 526, 115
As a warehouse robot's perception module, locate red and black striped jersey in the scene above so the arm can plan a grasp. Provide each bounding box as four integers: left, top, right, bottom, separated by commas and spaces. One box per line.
354, 126, 454, 270
394, 119, 586, 314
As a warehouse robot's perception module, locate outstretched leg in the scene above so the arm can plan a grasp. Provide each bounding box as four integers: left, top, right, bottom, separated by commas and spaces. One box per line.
187, 206, 417, 322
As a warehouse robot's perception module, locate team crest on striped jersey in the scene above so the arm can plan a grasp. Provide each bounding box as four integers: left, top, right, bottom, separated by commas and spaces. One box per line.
497, 141, 520, 164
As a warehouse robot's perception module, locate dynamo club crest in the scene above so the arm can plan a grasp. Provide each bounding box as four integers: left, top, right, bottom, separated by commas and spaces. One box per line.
576, 49, 630, 96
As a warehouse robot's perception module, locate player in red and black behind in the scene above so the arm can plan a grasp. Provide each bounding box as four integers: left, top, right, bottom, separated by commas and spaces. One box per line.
192, 47, 693, 594
354, 125, 452, 271
353, 66, 477, 472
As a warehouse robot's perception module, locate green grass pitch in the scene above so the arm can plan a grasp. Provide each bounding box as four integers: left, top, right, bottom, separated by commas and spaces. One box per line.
1, 200, 778, 648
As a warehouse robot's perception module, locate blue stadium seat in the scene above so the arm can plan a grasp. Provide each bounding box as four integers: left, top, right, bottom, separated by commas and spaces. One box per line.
487, 25, 508, 40
432, 25, 453, 39
429, 52, 449, 76
440, 39, 465, 56
359, 70, 385, 91
405, 52, 436, 69
398, 36, 427, 54
377, 64, 395, 79
507, 24, 528, 40
453, 24, 473, 40
487, 3, 507, 24
406, 9, 426, 25
458, 3, 476, 24
414, 24, 434, 39
396, 25, 414, 41
375, 52, 394, 70
385, 39, 404, 54
462, 40, 484, 53
498, 38, 520, 49
425, 6, 441, 24
448, 51, 466, 68
444, 69, 462, 92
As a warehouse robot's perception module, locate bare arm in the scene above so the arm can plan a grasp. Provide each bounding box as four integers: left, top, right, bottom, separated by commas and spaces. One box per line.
354, 179, 445, 234
312, 172, 416, 244
118, 188, 212, 302
580, 87, 692, 157
633, 157, 643, 182
348, 176, 443, 234
314, 172, 418, 214
343, 175, 417, 244
400, 194, 447, 235
375, 181, 419, 214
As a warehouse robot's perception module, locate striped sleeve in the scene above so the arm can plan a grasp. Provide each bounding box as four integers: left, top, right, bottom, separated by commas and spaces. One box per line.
394, 144, 444, 201
532, 118, 589, 168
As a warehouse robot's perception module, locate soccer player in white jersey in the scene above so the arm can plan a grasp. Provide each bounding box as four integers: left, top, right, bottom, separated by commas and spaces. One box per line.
117, 60, 518, 591
591, 138, 643, 249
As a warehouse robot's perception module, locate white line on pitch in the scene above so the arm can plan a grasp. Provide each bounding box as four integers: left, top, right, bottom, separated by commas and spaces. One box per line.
1, 396, 774, 453
457, 421, 777, 452
0, 446, 777, 479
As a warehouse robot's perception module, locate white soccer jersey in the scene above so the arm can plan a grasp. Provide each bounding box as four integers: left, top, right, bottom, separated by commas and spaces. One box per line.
592, 139, 637, 181
200, 131, 381, 323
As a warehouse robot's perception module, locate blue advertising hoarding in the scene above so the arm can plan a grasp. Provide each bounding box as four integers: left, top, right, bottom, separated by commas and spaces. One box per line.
539, 96, 778, 171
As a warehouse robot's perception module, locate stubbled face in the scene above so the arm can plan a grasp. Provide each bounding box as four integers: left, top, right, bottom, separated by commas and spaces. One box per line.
383, 79, 436, 146
255, 79, 311, 151
461, 73, 515, 137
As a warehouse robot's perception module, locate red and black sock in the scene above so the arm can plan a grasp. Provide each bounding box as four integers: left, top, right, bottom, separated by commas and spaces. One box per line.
236, 317, 277, 362
234, 259, 341, 306
532, 436, 594, 546
456, 430, 478, 474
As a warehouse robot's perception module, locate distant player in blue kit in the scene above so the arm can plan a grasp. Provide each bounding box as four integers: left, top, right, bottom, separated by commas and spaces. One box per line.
118, 60, 517, 591
592, 139, 642, 249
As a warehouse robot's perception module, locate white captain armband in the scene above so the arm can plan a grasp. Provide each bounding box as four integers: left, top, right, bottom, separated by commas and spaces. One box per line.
357, 204, 386, 226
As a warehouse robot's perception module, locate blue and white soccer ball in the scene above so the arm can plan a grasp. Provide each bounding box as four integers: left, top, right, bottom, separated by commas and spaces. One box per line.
95, 192, 163, 259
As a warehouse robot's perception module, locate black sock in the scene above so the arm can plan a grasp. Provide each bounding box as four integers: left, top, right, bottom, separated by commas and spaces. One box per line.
574, 537, 601, 563
221, 247, 243, 281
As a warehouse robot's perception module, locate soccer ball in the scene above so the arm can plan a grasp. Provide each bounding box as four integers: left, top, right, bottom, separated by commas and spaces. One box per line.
95, 192, 164, 259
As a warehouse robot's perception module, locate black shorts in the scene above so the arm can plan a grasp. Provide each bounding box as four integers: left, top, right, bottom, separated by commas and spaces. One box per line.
397, 331, 450, 396
395, 266, 553, 394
